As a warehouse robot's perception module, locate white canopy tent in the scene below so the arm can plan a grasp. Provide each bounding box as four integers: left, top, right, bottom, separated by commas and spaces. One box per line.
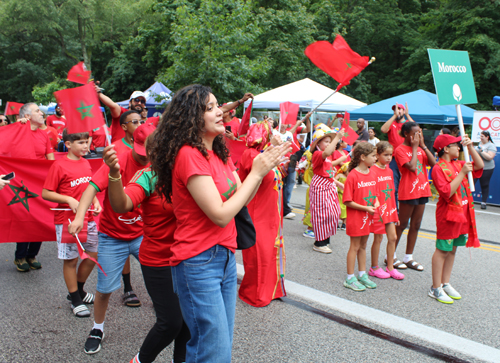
244, 78, 366, 112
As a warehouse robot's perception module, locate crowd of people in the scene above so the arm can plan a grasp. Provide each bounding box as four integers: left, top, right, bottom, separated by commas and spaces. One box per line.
0, 86, 493, 362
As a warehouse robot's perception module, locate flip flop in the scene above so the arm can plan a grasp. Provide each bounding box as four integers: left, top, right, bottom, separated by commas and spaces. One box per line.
405, 259, 424, 271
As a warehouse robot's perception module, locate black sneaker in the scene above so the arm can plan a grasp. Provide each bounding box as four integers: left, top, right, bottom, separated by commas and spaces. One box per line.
84, 328, 104, 354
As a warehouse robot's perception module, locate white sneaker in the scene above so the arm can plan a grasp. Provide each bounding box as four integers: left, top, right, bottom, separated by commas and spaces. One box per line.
312, 245, 332, 254
442, 283, 461, 300
284, 212, 296, 219
428, 286, 453, 304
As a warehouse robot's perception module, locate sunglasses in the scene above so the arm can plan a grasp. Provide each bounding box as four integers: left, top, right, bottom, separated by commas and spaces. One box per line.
133, 98, 146, 104
125, 120, 145, 125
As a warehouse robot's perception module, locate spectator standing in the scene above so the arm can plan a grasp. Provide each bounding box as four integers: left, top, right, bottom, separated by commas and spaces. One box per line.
356, 118, 369, 141
368, 127, 380, 146
46, 104, 66, 138
475, 130, 496, 209
0, 113, 8, 126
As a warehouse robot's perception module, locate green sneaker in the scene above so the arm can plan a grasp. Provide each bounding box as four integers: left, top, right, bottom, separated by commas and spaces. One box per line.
27, 257, 42, 270
358, 273, 377, 289
14, 258, 30, 272
343, 276, 366, 291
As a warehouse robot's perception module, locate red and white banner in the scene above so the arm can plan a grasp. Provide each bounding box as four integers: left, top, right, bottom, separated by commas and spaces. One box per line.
472, 111, 500, 147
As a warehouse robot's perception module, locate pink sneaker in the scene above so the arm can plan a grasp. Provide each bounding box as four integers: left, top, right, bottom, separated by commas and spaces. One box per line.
368, 267, 390, 279
386, 267, 405, 280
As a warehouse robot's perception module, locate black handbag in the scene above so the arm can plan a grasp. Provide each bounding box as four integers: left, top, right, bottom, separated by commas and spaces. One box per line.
235, 206, 256, 250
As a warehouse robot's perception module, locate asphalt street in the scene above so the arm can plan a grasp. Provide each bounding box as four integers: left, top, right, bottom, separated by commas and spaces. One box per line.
1, 184, 499, 362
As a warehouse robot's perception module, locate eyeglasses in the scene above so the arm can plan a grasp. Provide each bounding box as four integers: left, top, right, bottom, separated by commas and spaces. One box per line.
125, 120, 145, 125
133, 98, 146, 104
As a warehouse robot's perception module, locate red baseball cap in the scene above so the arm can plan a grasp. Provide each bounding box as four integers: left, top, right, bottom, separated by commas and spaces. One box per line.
133, 123, 156, 156
391, 103, 406, 111
336, 113, 344, 118
433, 134, 461, 153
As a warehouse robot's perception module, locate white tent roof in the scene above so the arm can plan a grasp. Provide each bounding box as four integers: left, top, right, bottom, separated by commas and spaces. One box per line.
244, 78, 366, 112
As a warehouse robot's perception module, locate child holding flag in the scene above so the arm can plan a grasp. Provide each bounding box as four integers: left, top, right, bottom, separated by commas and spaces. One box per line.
429, 134, 483, 304
42, 129, 102, 317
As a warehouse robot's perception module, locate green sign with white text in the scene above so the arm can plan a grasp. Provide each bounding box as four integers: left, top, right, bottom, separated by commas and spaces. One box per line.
428, 49, 477, 106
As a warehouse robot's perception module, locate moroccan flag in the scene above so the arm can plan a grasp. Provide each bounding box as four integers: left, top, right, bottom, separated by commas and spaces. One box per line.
0, 157, 56, 243
280, 102, 300, 126
225, 139, 248, 169
341, 112, 358, 145
67, 62, 91, 84
0, 122, 36, 158
54, 82, 105, 133
305, 35, 370, 91
238, 100, 253, 138
5, 102, 24, 116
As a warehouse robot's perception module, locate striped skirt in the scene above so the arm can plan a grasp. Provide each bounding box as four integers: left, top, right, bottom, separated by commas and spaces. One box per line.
310, 175, 341, 241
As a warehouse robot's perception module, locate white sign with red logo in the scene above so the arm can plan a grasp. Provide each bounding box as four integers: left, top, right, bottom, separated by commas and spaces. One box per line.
472, 111, 500, 147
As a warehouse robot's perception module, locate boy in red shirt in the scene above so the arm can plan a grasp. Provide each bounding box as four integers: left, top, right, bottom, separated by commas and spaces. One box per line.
429, 134, 483, 304
42, 129, 102, 317
113, 110, 144, 155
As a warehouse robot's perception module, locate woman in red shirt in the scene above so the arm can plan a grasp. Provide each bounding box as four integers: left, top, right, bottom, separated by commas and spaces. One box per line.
149, 85, 290, 363
394, 122, 436, 272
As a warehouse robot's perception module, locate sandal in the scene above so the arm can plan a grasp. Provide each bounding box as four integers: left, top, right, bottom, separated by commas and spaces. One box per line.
405, 259, 424, 271
122, 291, 141, 307
392, 259, 407, 270
67, 292, 95, 304
71, 304, 90, 318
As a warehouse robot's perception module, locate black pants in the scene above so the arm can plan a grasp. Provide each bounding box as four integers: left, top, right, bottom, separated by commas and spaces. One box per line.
477, 168, 495, 203
139, 265, 190, 363
15, 242, 42, 260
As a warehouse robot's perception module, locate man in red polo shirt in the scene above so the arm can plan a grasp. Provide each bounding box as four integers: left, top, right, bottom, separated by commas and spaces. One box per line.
381, 103, 414, 205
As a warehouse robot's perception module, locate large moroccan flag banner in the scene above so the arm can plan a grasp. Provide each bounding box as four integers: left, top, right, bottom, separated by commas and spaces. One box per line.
0, 122, 36, 158
54, 82, 105, 134
0, 157, 57, 243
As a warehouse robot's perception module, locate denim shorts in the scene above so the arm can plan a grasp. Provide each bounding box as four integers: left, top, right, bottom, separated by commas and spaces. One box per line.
96, 232, 142, 294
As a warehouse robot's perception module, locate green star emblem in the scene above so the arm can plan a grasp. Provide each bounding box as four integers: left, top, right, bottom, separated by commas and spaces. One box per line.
363, 190, 377, 207
327, 168, 335, 178
76, 101, 94, 120
221, 172, 237, 200
381, 182, 393, 201
345, 63, 352, 70
416, 159, 424, 176
460, 185, 467, 199
7, 182, 38, 212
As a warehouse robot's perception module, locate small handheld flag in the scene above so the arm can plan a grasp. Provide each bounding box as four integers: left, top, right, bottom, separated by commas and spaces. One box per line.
5, 102, 24, 116
67, 62, 91, 84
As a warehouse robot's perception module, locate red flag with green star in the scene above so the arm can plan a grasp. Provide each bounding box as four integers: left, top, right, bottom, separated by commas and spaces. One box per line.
305, 35, 370, 91
4, 102, 24, 116
67, 62, 91, 84
54, 82, 105, 134
280, 102, 300, 126
341, 111, 358, 145
0, 157, 57, 243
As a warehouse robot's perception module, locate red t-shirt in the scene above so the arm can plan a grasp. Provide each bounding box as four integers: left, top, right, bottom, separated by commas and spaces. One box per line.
44, 126, 59, 150
394, 144, 431, 200
110, 106, 157, 142
43, 156, 94, 224
370, 164, 398, 234
46, 115, 66, 138
125, 167, 175, 267
431, 161, 482, 240
343, 168, 377, 237
387, 120, 405, 149
171, 145, 237, 265
113, 138, 133, 155
333, 150, 351, 163
312, 150, 335, 180
90, 150, 145, 240
225, 117, 241, 137
90, 126, 107, 149
31, 126, 54, 160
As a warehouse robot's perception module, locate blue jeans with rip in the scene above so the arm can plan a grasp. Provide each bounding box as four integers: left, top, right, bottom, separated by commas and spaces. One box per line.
172, 245, 237, 363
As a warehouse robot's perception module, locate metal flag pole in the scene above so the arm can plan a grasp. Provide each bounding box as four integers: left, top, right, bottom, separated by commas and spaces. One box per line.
455, 104, 475, 192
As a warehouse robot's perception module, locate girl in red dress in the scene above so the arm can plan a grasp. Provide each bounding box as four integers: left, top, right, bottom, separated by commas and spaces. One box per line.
394, 122, 436, 272
343, 143, 379, 291
369, 141, 404, 280
238, 122, 287, 307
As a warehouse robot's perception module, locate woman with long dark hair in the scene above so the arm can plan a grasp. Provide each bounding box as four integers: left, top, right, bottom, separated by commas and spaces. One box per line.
475, 131, 496, 209
149, 84, 290, 363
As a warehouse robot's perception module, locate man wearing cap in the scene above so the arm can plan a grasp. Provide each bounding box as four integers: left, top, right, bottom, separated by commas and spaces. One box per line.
46, 104, 66, 138
96, 88, 158, 143
69, 123, 155, 355
381, 102, 414, 204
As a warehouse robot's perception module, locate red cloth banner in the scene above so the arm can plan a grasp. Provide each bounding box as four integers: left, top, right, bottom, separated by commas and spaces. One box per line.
238, 100, 253, 138
341, 112, 358, 145
0, 157, 57, 242
54, 82, 105, 134
5, 102, 24, 116
280, 102, 300, 126
225, 139, 248, 169
0, 122, 36, 158
67, 62, 91, 84
305, 35, 370, 91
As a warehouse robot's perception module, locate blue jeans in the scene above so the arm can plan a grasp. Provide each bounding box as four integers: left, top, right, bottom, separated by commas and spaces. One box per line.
283, 167, 296, 215
389, 158, 401, 210
172, 245, 237, 363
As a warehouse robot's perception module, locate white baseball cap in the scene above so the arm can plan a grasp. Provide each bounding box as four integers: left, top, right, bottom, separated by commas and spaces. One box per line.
130, 91, 147, 100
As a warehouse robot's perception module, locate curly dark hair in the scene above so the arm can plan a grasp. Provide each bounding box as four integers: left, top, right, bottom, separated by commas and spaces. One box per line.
348, 142, 375, 172
149, 84, 230, 203
400, 121, 418, 138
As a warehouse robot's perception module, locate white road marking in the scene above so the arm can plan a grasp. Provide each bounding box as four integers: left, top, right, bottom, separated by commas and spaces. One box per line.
426, 202, 500, 216
236, 263, 500, 362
